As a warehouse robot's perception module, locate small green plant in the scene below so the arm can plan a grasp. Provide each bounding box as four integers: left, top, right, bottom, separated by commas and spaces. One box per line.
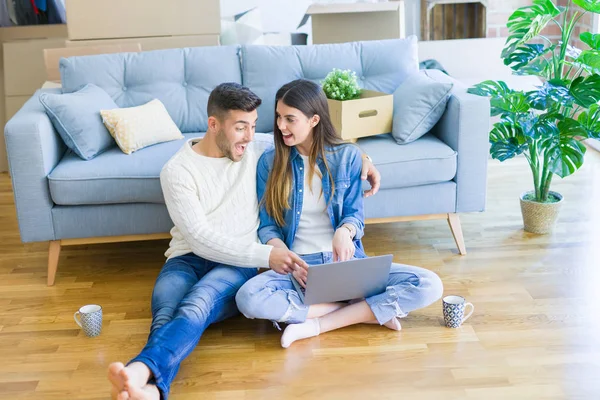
322, 68, 362, 101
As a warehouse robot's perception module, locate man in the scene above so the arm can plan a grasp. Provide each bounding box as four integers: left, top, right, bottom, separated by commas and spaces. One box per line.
108, 83, 380, 400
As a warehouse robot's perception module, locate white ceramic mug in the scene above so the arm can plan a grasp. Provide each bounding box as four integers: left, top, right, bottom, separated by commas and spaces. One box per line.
442, 295, 474, 328
74, 304, 103, 337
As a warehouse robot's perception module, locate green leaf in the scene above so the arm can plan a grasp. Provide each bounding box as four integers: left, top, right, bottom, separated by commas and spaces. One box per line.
574, 50, 600, 71
502, 0, 562, 59
569, 74, 600, 108
548, 138, 586, 177
580, 32, 600, 50
526, 80, 574, 110
489, 121, 528, 161
577, 103, 600, 139
520, 112, 560, 139
469, 81, 530, 116
557, 118, 588, 137
495, 93, 531, 116
512, 58, 552, 79
539, 118, 587, 178
503, 44, 552, 73
573, 0, 600, 13
467, 80, 511, 97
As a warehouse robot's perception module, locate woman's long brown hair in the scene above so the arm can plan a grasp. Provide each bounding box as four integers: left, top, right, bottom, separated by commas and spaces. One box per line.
264, 79, 346, 226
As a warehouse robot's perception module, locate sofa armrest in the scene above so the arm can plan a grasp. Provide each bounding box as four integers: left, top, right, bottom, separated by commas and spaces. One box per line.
4, 89, 66, 242
424, 69, 490, 213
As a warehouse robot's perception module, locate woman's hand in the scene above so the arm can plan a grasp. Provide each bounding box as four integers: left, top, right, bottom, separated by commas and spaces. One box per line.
292, 268, 307, 288
332, 227, 355, 262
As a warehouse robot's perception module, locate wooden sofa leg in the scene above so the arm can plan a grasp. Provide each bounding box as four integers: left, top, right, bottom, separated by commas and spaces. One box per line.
48, 240, 61, 286
447, 213, 467, 255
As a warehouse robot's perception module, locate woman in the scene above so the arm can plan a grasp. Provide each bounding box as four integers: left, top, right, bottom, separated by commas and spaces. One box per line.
236, 79, 443, 348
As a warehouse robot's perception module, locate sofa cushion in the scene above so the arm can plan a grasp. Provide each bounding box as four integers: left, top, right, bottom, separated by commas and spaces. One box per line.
391, 71, 453, 144
242, 37, 419, 133
59, 46, 242, 134
49, 133, 200, 205
101, 99, 183, 154
48, 131, 455, 206
357, 133, 457, 191
48, 132, 276, 206
39, 84, 118, 160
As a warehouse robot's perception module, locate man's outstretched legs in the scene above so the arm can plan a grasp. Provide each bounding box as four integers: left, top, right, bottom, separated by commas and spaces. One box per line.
109, 254, 256, 399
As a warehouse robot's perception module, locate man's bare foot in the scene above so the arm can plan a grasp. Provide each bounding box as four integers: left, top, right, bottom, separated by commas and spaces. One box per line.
109, 362, 127, 399
108, 362, 152, 399
128, 383, 160, 400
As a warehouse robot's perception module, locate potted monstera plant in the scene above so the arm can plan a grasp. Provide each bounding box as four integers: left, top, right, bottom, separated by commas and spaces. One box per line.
468, 0, 600, 234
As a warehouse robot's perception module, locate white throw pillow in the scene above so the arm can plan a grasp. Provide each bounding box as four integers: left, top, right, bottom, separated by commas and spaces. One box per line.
101, 99, 183, 155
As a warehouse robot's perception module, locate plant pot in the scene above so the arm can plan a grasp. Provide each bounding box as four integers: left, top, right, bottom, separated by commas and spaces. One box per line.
519, 191, 564, 234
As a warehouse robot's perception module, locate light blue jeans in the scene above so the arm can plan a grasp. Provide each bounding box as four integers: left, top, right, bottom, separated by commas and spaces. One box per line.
128, 253, 257, 399
235, 252, 443, 325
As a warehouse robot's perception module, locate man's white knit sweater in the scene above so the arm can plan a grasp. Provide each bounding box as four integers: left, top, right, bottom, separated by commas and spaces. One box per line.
160, 135, 274, 268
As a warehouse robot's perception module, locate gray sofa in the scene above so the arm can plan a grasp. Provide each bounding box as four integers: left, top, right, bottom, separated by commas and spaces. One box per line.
4, 37, 490, 285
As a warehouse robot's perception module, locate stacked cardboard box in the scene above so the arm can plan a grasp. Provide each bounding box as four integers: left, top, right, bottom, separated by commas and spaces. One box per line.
300, 1, 406, 44
65, 0, 220, 50
1, 24, 68, 172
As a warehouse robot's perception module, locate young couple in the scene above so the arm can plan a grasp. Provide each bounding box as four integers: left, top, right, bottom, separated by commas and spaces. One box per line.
108, 80, 443, 400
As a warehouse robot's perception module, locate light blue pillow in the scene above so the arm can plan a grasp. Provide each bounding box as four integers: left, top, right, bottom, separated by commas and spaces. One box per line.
39, 84, 118, 160
392, 71, 453, 144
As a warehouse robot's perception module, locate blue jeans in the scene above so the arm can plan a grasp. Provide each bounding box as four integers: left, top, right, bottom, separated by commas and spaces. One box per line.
128, 253, 257, 399
235, 252, 443, 325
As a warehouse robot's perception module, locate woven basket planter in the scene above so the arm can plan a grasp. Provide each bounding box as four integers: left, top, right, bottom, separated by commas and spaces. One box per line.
519, 191, 564, 234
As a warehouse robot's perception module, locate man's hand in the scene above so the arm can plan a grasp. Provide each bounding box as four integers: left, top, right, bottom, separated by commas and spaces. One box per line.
332, 227, 355, 262
361, 155, 380, 198
269, 247, 309, 275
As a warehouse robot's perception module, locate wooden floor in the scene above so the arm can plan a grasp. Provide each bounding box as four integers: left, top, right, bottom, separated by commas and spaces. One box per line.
1, 150, 599, 400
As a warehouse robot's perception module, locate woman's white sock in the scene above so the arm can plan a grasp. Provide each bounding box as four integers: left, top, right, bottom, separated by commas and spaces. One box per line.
281, 318, 321, 348
383, 317, 402, 331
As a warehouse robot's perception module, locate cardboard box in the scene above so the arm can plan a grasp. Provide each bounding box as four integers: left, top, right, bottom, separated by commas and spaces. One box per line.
299, 1, 405, 44
327, 90, 393, 141
0, 24, 67, 42
0, 25, 67, 172
66, 0, 221, 40
3, 38, 66, 96
0, 56, 5, 172
66, 35, 220, 52
5, 95, 30, 121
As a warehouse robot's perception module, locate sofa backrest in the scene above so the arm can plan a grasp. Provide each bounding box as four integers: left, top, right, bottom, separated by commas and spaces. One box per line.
59, 45, 243, 133
59, 38, 419, 134
241, 37, 419, 133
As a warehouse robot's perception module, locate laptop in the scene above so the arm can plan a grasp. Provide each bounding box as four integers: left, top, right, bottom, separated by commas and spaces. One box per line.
290, 254, 393, 305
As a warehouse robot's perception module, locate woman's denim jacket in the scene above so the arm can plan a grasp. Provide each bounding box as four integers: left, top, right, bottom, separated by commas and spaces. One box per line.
256, 144, 366, 258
